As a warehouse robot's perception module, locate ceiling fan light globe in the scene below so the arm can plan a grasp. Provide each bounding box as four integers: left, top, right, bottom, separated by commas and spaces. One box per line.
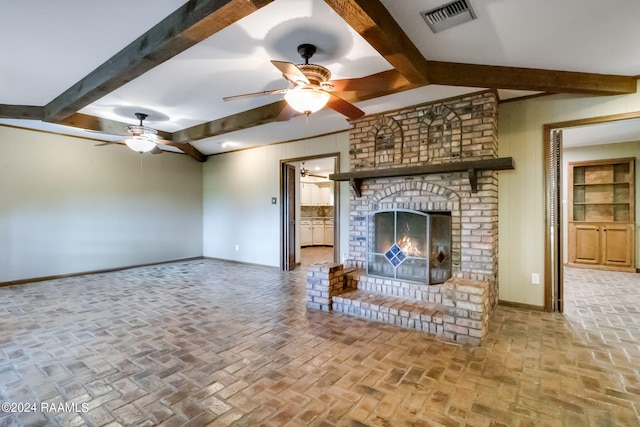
125, 135, 156, 153
284, 88, 330, 115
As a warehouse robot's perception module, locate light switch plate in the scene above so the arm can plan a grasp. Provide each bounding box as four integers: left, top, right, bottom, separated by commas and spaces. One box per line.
271, 197, 277, 204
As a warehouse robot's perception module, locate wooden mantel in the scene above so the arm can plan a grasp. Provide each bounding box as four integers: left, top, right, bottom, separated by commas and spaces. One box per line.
329, 157, 515, 196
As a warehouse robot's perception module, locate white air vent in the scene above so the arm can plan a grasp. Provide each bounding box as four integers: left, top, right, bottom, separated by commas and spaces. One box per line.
420, 0, 477, 33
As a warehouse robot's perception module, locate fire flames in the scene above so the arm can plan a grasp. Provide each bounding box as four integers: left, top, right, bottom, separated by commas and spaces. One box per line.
398, 235, 423, 257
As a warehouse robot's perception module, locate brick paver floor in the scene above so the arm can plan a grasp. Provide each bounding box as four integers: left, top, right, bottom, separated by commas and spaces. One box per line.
1, 261, 638, 426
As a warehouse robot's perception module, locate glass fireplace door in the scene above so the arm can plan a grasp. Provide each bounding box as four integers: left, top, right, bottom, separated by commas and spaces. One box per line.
367, 210, 451, 284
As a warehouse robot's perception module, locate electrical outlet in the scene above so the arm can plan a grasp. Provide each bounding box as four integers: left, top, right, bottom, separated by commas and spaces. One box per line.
531, 273, 540, 285
235, 244, 239, 251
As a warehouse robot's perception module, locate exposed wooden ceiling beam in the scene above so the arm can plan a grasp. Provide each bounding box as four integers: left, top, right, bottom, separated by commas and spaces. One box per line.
324, 0, 430, 86
6, 0, 636, 159
162, 140, 207, 163
173, 70, 420, 144
59, 113, 206, 162
173, 100, 290, 144
331, 70, 411, 92
58, 113, 147, 137
0, 105, 44, 120
427, 61, 637, 95
43, 0, 274, 124
331, 70, 417, 99
325, 0, 636, 96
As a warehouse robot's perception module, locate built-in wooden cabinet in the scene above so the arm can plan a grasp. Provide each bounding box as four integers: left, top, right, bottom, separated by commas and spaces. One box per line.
568, 157, 636, 272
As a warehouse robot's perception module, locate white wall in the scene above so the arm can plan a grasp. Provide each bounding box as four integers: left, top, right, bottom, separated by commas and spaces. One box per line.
202, 132, 349, 267
562, 141, 640, 265
0, 126, 203, 282
498, 83, 640, 307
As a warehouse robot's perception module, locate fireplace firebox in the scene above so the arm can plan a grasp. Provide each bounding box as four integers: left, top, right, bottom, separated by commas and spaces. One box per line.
367, 210, 451, 284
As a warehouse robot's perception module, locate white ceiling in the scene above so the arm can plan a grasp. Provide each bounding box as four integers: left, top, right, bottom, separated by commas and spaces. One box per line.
2, 0, 640, 157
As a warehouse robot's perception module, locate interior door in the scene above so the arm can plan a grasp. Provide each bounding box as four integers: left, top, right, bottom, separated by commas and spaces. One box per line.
548, 129, 563, 312
283, 163, 297, 271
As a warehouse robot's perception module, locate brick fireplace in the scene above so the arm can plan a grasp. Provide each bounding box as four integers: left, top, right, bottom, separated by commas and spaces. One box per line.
307, 91, 511, 344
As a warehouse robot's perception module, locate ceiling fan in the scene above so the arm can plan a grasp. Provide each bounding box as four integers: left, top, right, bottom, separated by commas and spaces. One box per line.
223, 43, 365, 121
300, 161, 328, 179
95, 112, 166, 154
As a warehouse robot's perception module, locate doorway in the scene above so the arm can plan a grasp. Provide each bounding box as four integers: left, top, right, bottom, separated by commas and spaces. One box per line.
544, 113, 640, 312
280, 153, 340, 271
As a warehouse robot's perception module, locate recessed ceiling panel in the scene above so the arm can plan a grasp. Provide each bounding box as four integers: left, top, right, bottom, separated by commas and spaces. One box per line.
0, 0, 187, 105
380, 0, 640, 75
79, 0, 393, 133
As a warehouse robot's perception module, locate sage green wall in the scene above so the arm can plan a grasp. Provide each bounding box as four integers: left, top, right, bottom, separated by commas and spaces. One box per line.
498, 82, 640, 307
0, 126, 203, 283
6, 83, 640, 299
202, 132, 350, 267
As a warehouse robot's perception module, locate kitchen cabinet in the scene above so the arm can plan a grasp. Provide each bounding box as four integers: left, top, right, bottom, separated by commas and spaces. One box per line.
312, 220, 324, 245
300, 183, 312, 206
324, 220, 334, 246
301, 218, 335, 247
301, 182, 333, 206
310, 184, 321, 205
568, 157, 635, 272
320, 185, 331, 206
301, 220, 312, 246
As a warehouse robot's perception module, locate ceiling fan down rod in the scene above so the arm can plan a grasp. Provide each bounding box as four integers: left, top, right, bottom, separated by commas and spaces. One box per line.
297, 44, 316, 65
134, 112, 148, 125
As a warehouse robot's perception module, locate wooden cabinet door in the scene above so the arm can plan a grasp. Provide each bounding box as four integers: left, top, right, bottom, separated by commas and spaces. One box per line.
569, 223, 600, 265
602, 224, 634, 268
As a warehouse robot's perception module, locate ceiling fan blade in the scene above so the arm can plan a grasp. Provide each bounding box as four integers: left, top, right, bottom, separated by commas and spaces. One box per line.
309, 173, 328, 179
223, 88, 290, 102
155, 136, 173, 145
330, 70, 410, 93
271, 60, 309, 86
94, 140, 119, 146
277, 104, 299, 122
327, 93, 365, 120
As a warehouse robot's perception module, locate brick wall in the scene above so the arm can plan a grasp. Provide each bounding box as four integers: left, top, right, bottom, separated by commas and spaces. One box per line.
346, 91, 499, 309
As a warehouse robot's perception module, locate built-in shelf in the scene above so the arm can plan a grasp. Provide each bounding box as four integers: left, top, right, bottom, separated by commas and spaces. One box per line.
328, 157, 515, 196
567, 157, 635, 272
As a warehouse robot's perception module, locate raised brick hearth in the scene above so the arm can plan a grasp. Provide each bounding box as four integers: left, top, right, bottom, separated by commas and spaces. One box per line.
307, 91, 500, 344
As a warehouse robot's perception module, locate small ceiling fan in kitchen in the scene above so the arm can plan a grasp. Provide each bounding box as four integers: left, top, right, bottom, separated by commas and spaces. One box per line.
223, 43, 365, 121
95, 112, 167, 154
300, 161, 328, 179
